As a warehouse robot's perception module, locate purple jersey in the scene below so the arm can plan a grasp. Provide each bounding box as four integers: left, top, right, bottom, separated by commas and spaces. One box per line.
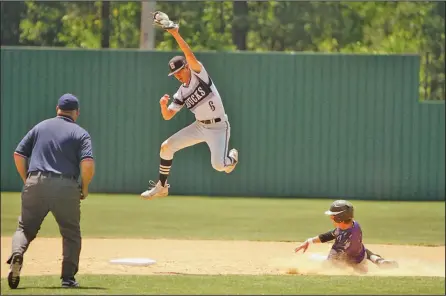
328, 221, 366, 264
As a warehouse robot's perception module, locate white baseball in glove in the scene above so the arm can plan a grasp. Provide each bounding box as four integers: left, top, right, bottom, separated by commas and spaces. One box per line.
152, 11, 179, 30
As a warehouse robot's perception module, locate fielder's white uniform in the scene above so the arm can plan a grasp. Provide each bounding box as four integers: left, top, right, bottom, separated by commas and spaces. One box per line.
161, 62, 235, 172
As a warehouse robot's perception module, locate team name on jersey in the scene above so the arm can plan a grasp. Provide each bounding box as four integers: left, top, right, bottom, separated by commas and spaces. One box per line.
184, 76, 213, 109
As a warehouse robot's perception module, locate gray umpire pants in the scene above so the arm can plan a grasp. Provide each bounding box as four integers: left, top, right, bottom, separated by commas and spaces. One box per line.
7, 172, 82, 279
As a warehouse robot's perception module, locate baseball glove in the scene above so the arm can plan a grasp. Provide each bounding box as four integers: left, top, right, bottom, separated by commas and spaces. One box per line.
152, 11, 179, 30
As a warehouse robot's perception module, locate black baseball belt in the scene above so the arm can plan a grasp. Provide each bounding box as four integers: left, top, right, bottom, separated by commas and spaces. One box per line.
28, 171, 77, 180
199, 117, 222, 124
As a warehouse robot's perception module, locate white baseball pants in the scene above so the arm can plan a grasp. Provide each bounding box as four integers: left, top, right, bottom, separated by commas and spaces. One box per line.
160, 117, 234, 172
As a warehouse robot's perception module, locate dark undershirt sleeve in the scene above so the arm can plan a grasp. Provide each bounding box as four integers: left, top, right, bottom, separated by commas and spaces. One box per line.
318, 230, 336, 243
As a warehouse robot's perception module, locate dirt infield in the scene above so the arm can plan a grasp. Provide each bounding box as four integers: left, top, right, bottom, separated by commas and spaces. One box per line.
1, 237, 444, 278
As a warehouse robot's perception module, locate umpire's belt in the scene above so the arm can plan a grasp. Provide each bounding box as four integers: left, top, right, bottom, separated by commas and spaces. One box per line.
199, 117, 222, 124
28, 171, 77, 180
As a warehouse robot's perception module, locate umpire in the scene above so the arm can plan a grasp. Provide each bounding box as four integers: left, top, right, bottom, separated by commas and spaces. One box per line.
6, 93, 95, 289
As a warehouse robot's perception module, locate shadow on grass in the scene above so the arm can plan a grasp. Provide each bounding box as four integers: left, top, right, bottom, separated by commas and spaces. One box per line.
153, 271, 214, 276
13, 286, 107, 290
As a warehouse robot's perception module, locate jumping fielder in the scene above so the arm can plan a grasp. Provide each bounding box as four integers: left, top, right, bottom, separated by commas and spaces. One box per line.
295, 200, 398, 274
141, 12, 238, 199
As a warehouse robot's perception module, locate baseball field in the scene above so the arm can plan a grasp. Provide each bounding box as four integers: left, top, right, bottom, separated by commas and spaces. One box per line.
1, 192, 444, 295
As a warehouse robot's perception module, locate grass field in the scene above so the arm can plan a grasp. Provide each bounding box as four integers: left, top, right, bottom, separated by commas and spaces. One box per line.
1, 192, 445, 295
1, 274, 444, 295
1, 193, 445, 244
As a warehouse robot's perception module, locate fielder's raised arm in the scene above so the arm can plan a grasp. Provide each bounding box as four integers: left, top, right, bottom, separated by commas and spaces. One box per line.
166, 27, 202, 74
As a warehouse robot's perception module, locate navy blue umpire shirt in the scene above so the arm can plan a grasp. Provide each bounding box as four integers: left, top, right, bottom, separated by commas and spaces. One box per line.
15, 96, 94, 179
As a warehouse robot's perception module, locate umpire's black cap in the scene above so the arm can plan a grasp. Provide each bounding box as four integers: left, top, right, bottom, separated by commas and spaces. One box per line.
57, 93, 79, 111
168, 56, 187, 76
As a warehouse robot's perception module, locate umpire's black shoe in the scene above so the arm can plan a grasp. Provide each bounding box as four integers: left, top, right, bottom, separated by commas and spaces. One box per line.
61, 277, 80, 288
8, 254, 23, 289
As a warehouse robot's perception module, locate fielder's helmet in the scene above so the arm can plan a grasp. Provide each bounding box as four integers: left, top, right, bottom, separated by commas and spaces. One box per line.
324, 200, 354, 223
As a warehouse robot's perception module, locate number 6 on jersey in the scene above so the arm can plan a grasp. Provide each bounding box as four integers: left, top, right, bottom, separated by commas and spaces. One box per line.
209, 101, 215, 111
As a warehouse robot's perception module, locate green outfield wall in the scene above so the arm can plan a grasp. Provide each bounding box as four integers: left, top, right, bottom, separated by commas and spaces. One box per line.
1, 47, 444, 200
